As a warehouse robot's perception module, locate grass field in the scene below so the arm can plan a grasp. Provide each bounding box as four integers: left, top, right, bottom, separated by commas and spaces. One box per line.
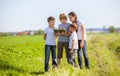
0, 33, 120, 76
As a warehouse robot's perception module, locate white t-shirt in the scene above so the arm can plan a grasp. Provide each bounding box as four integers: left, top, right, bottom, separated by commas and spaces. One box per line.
69, 31, 78, 49
77, 20, 87, 40
44, 26, 56, 45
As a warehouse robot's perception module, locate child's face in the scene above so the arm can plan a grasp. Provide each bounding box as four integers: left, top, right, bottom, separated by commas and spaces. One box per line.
68, 15, 75, 22
60, 19, 67, 24
69, 27, 74, 32
48, 20, 55, 27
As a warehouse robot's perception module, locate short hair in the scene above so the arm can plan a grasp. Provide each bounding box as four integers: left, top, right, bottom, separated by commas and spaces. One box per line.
59, 13, 67, 21
69, 23, 78, 31
47, 16, 55, 22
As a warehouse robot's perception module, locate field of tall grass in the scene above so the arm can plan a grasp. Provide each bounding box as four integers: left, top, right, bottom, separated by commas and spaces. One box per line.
0, 33, 120, 76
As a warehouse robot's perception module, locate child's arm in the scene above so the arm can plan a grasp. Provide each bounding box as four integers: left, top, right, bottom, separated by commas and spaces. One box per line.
44, 33, 47, 40
63, 25, 72, 36
57, 28, 68, 36
80, 25, 85, 48
62, 32, 71, 36
59, 31, 71, 36
69, 40, 75, 53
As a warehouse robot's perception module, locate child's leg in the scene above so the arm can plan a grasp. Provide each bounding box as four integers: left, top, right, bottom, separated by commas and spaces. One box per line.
64, 42, 69, 63
68, 53, 74, 65
82, 40, 90, 69
72, 50, 77, 67
68, 49, 73, 65
68, 49, 77, 67
51, 45, 57, 66
57, 42, 63, 65
45, 45, 51, 72
78, 40, 83, 69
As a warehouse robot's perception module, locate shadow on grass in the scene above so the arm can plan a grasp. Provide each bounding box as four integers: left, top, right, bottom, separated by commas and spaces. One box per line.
30, 71, 45, 75
0, 59, 25, 73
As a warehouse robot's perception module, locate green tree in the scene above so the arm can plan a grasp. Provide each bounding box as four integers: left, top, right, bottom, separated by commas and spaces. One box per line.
108, 26, 115, 33
36, 29, 44, 35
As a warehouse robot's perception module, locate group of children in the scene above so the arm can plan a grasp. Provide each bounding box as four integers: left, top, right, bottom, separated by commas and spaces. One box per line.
44, 11, 90, 72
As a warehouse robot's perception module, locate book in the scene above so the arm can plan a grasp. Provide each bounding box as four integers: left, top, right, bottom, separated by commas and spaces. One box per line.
54, 28, 66, 33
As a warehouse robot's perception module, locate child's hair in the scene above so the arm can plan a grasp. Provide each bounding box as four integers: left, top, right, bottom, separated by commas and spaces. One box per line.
68, 11, 77, 23
59, 13, 67, 21
47, 16, 55, 22
69, 23, 78, 31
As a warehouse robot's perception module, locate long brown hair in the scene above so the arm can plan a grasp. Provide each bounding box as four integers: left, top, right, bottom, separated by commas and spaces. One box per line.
68, 11, 77, 23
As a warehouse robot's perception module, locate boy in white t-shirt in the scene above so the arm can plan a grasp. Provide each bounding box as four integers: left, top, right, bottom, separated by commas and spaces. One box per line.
44, 16, 57, 72
68, 23, 78, 67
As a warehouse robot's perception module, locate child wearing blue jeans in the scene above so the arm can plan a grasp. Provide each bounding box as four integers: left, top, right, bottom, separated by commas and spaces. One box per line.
68, 11, 90, 69
68, 23, 78, 67
44, 16, 57, 72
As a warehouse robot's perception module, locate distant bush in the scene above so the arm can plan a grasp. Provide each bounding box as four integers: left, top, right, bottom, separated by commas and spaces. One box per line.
108, 26, 115, 33
0, 32, 6, 36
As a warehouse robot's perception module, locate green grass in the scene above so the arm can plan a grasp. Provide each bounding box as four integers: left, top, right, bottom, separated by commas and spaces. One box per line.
0, 33, 120, 76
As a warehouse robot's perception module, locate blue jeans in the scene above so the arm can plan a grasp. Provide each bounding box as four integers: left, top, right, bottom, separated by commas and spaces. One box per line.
68, 49, 77, 67
78, 40, 90, 69
44, 45, 57, 71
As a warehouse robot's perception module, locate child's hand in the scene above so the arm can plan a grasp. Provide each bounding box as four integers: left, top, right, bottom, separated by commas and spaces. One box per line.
80, 41, 84, 48
60, 32, 65, 35
66, 32, 71, 36
54, 32, 59, 36
69, 49, 74, 54
67, 32, 71, 35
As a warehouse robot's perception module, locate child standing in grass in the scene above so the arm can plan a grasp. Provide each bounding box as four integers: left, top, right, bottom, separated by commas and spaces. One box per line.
57, 13, 70, 65
68, 23, 78, 67
44, 16, 57, 72
68, 11, 90, 69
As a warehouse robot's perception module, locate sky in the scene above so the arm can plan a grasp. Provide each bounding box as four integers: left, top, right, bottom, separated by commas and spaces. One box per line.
0, 0, 120, 32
